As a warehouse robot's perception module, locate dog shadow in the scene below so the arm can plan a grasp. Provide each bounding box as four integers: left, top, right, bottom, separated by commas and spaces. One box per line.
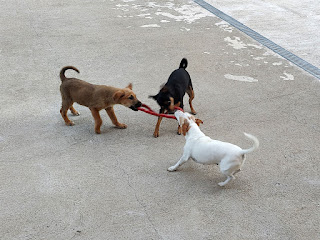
169, 162, 248, 193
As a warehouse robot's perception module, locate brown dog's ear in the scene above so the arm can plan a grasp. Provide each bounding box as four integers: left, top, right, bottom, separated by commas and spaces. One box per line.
126, 83, 133, 90
182, 119, 190, 136
195, 119, 203, 126
113, 90, 125, 101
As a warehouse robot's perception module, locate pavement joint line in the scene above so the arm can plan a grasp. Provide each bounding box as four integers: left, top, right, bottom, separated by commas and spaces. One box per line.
194, 0, 320, 80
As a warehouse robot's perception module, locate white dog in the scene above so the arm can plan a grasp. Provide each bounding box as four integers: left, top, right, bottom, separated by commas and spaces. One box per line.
168, 111, 259, 186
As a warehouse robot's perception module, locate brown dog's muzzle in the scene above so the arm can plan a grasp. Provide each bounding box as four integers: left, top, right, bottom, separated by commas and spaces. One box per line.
130, 101, 142, 111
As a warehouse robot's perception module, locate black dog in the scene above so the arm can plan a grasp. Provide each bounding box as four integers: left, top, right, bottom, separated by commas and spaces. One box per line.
149, 58, 196, 137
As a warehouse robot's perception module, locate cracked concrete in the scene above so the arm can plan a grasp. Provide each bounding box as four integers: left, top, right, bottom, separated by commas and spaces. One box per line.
1, 0, 319, 239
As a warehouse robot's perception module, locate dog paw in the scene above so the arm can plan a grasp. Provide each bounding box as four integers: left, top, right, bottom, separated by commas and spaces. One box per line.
72, 111, 80, 116
167, 166, 176, 172
191, 111, 197, 115
116, 123, 127, 129
218, 182, 226, 187
153, 132, 159, 138
66, 121, 75, 126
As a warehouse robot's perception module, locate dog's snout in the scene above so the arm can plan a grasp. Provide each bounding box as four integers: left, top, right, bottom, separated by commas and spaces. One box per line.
136, 101, 142, 108
129, 101, 142, 111
168, 107, 175, 113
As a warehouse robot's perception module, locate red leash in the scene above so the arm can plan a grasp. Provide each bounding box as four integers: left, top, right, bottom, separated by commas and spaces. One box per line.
137, 104, 183, 119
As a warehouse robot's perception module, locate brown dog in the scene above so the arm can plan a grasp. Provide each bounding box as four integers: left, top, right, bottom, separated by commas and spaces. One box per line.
59, 66, 142, 134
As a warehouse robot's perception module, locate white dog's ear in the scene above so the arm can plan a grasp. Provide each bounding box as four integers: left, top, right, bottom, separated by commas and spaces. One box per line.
182, 119, 190, 136
195, 119, 203, 126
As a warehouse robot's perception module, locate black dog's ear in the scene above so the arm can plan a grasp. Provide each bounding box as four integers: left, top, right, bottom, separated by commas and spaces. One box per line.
160, 86, 168, 93
149, 94, 158, 100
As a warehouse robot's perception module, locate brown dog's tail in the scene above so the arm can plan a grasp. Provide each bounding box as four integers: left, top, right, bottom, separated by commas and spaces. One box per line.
60, 66, 80, 82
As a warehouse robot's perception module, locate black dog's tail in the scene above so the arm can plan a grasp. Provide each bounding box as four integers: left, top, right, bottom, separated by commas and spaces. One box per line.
179, 58, 188, 69
60, 66, 80, 82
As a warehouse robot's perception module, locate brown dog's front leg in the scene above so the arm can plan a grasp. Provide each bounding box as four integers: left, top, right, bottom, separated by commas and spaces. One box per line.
106, 107, 127, 129
90, 108, 103, 134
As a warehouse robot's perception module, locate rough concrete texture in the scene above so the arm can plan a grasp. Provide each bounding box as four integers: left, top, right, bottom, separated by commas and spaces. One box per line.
0, 0, 319, 239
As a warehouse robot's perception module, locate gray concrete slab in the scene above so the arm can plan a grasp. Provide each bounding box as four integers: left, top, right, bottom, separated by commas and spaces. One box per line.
205, 0, 320, 69
0, 0, 319, 239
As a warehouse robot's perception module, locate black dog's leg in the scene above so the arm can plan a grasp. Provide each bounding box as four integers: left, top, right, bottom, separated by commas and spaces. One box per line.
186, 86, 196, 115
153, 108, 165, 138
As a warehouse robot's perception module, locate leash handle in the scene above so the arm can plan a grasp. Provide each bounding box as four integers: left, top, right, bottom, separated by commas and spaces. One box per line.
137, 104, 183, 119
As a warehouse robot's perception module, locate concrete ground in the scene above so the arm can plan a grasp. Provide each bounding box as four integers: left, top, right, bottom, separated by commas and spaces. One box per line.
0, 0, 319, 239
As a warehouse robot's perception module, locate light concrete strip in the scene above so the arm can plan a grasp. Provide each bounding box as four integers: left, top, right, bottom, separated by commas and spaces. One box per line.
195, 0, 320, 79
204, 0, 320, 69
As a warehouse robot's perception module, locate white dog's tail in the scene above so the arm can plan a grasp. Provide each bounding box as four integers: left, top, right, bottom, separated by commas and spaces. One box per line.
241, 133, 259, 155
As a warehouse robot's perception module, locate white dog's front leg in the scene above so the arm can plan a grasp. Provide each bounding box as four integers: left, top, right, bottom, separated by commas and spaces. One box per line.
168, 153, 190, 172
